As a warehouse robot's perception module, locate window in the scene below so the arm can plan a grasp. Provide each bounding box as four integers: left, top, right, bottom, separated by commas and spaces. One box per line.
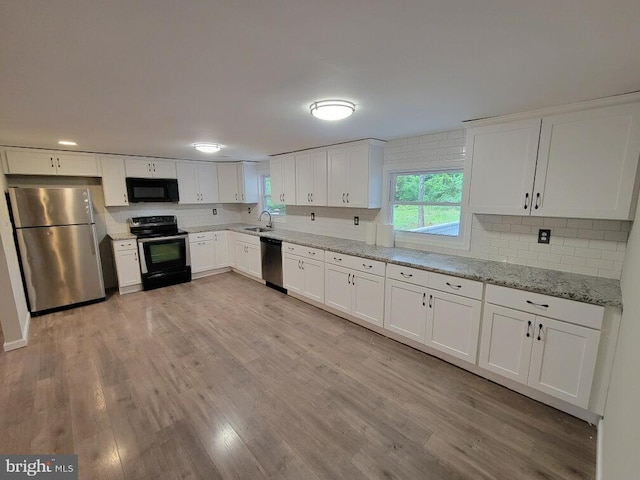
261, 174, 286, 215
390, 170, 463, 236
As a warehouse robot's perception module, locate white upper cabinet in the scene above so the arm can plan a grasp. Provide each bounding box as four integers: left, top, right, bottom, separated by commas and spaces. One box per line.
296, 150, 328, 206
465, 119, 541, 215
465, 101, 640, 220
533, 103, 640, 219
270, 154, 297, 205
101, 156, 129, 206
177, 161, 219, 204
327, 141, 384, 208
4, 149, 99, 177
217, 162, 258, 203
125, 157, 176, 178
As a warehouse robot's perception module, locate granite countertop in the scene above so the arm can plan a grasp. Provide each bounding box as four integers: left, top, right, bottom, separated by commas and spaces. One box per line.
114, 223, 623, 308
108, 232, 137, 241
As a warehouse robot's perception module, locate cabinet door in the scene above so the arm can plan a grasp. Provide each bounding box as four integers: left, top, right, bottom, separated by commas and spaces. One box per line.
270, 157, 285, 204
282, 155, 297, 205
114, 249, 142, 288
327, 149, 349, 206
234, 241, 248, 272
5, 150, 57, 175
54, 153, 99, 176
213, 232, 229, 268
465, 119, 541, 215
384, 278, 427, 342
101, 157, 129, 206
528, 316, 600, 408
345, 146, 369, 207
533, 102, 640, 219
190, 240, 216, 273
176, 162, 199, 204
245, 243, 262, 278
198, 163, 219, 203
295, 153, 313, 205
352, 271, 385, 327
426, 290, 482, 363
324, 263, 352, 314
301, 258, 324, 303
151, 159, 176, 179
311, 150, 328, 206
125, 158, 153, 178
283, 253, 304, 294
238, 163, 258, 203
478, 304, 534, 384
217, 163, 239, 202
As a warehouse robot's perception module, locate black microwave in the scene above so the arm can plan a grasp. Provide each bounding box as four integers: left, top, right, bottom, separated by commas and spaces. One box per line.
126, 177, 179, 203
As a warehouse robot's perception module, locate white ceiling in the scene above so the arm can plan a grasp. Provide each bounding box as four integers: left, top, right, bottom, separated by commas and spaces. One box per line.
1, 0, 639, 162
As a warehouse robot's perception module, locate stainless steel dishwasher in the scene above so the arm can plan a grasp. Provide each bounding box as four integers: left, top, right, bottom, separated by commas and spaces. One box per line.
260, 237, 285, 292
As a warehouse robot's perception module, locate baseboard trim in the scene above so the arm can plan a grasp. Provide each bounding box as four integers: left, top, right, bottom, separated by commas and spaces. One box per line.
3, 311, 30, 352
597, 418, 604, 480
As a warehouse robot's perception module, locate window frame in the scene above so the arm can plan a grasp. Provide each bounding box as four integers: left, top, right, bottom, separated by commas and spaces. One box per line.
383, 163, 471, 251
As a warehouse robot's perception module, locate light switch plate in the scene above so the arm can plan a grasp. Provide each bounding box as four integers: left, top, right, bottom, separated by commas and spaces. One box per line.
538, 229, 551, 244
354, 216, 359, 225
212, 208, 217, 215
311, 212, 315, 221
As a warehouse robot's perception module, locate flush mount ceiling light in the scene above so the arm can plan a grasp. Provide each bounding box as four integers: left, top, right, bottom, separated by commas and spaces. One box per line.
309, 99, 356, 121
193, 143, 222, 154
58, 140, 77, 146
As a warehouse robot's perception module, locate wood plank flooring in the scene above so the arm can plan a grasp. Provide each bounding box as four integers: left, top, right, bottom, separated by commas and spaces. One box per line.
0, 272, 596, 479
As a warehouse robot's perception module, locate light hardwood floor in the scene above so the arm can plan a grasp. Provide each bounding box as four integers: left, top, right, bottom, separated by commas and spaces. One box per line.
0, 272, 596, 479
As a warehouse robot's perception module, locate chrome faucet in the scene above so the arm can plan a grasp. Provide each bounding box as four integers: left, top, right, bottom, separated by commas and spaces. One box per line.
259, 210, 273, 229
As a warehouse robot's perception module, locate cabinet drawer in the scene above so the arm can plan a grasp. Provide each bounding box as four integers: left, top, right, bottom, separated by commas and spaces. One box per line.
282, 242, 324, 261
113, 239, 138, 252
325, 252, 352, 267
189, 231, 214, 242
352, 257, 385, 276
428, 272, 483, 300
386, 263, 429, 287
234, 232, 260, 246
485, 284, 604, 330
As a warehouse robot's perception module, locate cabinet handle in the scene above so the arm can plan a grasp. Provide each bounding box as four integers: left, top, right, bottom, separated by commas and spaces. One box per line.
235, 193, 238, 200
301, 261, 304, 270
153, 163, 156, 173
534, 192, 541, 210
342, 193, 345, 203
346, 193, 349, 203
287, 246, 295, 251
523, 192, 529, 210
446, 282, 462, 289
352, 275, 355, 286
526, 320, 532, 338
537, 323, 543, 341
310, 193, 313, 202
57, 158, 61, 168
50, 157, 54, 168
333, 257, 342, 262
148, 163, 151, 172
281, 194, 284, 202
308, 251, 315, 256
526, 300, 549, 308
308, 193, 311, 202
362, 264, 372, 269
348, 273, 351, 284
124, 194, 127, 202
428, 294, 433, 308
134, 252, 138, 261
422, 293, 426, 306
400, 272, 413, 278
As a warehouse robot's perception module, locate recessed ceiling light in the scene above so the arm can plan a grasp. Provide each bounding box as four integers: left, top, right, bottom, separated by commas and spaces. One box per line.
58, 140, 77, 146
193, 143, 222, 153
310, 100, 356, 121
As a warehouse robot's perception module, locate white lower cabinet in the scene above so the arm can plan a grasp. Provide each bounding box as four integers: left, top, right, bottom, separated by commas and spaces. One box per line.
112, 239, 142, 294
213, 231, 230, 268
384, 278, 427, 342
479, 285, 603, 408
325, 257, 385, 327
232, 233, 262, 278
189, 233, 216, 274
283, 253, 324, 303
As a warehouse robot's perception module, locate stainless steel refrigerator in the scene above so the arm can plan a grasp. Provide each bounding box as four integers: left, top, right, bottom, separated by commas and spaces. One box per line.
9, 187, 105, 314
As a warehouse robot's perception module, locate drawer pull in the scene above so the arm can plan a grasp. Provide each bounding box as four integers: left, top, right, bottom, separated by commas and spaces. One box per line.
526, 320, 532, 338
400, 272, 413, 278
428, 294, 433, 308
308, 251, 316, 256
422, 293, 426, 306
526, 300, 549, 308
537, 323, 543, 341
362, 264, 373, 269
348, 273, 351, 285
446, 282, 462, 289
334, 257, 342, 262
288, 246, 295, 251
523, 192, 529, 210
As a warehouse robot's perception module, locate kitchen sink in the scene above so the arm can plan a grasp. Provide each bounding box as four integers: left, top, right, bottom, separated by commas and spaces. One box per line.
244, 226, 273, 232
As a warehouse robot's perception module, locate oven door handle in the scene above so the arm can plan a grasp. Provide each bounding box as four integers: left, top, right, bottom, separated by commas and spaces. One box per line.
137, 234, 188, 243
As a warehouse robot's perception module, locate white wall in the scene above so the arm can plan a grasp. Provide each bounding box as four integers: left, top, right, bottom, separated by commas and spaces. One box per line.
601, 196, 640, 478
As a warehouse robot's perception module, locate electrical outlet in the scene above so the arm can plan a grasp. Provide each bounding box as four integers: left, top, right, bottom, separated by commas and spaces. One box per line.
248, 207, 251, 214
538, 229, 551, 244
354, 216, 359, 225
310, 212, 315, 221
212, 208, 217, 215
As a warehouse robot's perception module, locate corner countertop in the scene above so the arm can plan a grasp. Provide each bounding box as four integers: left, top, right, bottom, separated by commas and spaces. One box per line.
115, 223, 623, 308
